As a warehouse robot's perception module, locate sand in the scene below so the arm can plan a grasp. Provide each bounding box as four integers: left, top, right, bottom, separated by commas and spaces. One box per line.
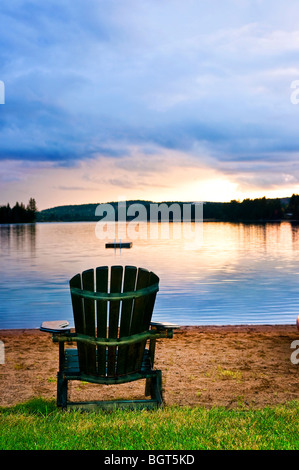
0, 325, 298, 409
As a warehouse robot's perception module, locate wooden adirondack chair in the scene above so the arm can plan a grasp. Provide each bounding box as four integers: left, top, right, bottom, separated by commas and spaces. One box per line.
40, 265, 178, 410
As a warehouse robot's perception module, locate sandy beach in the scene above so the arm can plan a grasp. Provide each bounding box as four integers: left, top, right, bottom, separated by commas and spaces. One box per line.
0, 325, 298, 409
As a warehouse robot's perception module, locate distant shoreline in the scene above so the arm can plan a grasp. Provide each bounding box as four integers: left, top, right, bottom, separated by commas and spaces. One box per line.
0, 323, 295, 332
2, 195, 299, 224
33, 196, 299, 224
1, 218, 299, 224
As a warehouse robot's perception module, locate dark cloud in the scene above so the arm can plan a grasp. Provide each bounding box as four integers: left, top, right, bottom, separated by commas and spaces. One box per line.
1, 0, 299, 187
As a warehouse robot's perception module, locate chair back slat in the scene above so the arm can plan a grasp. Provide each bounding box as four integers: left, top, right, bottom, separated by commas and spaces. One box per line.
125, 268, 151, 374
69, 273, 86, 372
96, 266, 108, 375
107, 266, 123, 376
142, 271, 159, 330
117, 266, 138, 375
82, 269, 97, 375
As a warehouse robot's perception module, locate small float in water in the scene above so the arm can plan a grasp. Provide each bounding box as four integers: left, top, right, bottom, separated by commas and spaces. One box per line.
105, 239, 132, 249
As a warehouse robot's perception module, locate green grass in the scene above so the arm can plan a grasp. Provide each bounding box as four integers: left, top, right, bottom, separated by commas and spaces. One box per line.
0, 399, 299, 450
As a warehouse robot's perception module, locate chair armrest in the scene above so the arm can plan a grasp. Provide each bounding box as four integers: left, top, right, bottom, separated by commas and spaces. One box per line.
150, 321, 180, 330
52, 329, 171, 346
150, 322, 180, 340
40, 320, 71, 334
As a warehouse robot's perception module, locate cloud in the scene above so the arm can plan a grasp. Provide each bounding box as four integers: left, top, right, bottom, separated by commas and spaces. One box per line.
56, 185, 91, 191
1, 0, 299, 204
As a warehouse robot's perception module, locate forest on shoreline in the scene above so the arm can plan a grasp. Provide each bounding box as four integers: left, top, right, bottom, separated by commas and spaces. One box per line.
0, 198, 37, 223
2, 195, 299, 223
36, 194, 299, 223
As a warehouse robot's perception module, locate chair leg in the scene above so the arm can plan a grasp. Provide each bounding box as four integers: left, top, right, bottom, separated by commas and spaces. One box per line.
145, 378, 151, 397
57, 372, 68, 408
148, 371, 163, 405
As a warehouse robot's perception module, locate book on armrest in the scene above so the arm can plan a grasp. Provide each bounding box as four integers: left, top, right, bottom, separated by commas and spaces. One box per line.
40, 320, 71, 333
150, 321, 180, 329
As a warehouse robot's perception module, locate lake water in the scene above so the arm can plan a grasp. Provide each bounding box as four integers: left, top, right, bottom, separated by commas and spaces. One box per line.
1, 221, 299, 329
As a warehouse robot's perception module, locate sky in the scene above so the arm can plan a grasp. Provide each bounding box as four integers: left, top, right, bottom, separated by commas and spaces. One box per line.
1, 0, 299, 210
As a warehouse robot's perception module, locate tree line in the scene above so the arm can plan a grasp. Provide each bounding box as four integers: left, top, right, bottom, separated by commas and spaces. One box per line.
36, 196, 297, 222
0, 198, 37, 223
204, 197, 283, 221
4, 195, 299, 224
204, 194, 299, 221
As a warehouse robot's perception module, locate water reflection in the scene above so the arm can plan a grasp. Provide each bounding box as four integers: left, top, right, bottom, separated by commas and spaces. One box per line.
0, 223, 36, 254
0, 221, 299, 328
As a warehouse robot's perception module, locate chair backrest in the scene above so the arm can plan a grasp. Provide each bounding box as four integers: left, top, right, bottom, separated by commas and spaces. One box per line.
69, 265, 159, 377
